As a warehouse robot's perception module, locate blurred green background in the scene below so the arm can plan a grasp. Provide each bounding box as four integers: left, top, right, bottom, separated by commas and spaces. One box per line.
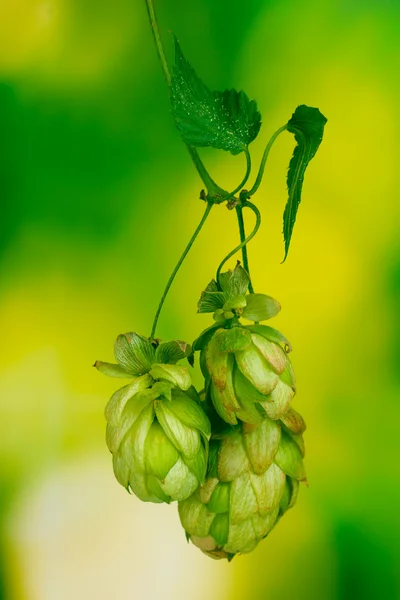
1, 0, 400, 598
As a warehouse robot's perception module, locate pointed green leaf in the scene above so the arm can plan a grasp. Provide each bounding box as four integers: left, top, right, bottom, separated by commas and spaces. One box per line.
114, 332, 155, 376
283, 105, 327, 261
242, 294, 281, 322
94, 361, 132, 378
171, 38, 262, 155
155, 340, 192, 365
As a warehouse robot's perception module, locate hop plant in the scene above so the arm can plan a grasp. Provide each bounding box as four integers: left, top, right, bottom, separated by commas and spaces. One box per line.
179, 408, 306, 559
95, 334, 211, 503
95, 0, 327, 562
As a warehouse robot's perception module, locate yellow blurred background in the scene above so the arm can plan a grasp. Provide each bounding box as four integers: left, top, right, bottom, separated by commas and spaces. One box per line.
1, 0, 400, 598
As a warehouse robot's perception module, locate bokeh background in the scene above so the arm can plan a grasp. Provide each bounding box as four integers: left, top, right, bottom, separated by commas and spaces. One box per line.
1, 0, 400, 598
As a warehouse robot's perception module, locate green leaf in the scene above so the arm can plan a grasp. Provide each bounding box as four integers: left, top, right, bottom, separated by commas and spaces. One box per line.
198, 291, 226, 314
223, 295, 247, 311
93, 361, 132, 378
171, 37, 261, 155
204, 279, 219, 292
222, 264, 250, 297
241, 294, 281, 322
114, 332, 155, 376
155, 340, 192, 364
283, 105, 327, 261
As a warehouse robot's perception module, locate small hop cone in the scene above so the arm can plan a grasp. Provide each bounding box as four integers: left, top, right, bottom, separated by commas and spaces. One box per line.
179, 408, 306, 559
95, 333, 211, 503
194, 263, 296, 425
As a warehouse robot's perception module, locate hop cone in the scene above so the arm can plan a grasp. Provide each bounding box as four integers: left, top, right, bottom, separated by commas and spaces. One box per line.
95, 333, 211, 503
179, 408, 306, 559
179, 263, 307, 558
194, 264, 296, 425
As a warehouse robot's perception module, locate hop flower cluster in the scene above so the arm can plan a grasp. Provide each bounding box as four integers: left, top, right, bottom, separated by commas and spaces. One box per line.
96, 264, 306, 560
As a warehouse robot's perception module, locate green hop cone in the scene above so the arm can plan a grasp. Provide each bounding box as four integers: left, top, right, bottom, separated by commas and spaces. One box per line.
194, 264, 296, 425
179, 406, 306, 559
95, 333, 211, 503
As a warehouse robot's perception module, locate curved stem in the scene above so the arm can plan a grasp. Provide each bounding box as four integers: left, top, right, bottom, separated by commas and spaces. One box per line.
247, 125, 287, 197
216, 202, 261, 288
150, 202, 213, 339
235, 205, 254, 293
222, 148, 252, 201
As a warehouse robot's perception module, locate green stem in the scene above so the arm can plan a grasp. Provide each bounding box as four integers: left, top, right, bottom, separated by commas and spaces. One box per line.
222, 148, 252, 200
144, 0, 171, 85
235, 204, 254, 293
216, 201, 261, 289
247, 125, 287, 197
150, 202, 213, 339
144, 0, 226, 198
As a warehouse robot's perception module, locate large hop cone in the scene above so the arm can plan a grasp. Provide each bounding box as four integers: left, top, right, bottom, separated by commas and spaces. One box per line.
95, 333, 211, 503
194, 263, 296, 425
179, 407, 306, 559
